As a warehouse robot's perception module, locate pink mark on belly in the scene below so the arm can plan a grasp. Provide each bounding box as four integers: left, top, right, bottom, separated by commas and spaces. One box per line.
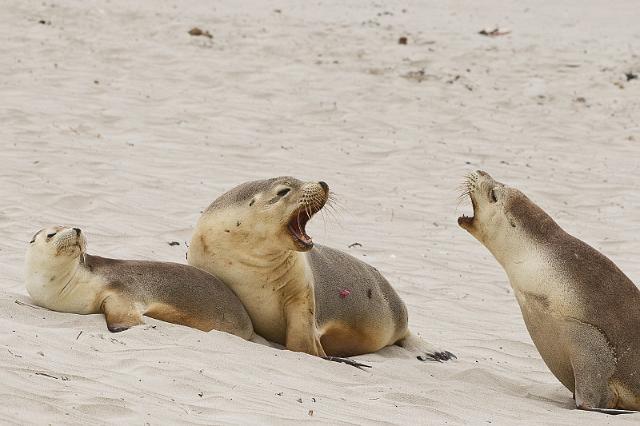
339, 288, 351, 299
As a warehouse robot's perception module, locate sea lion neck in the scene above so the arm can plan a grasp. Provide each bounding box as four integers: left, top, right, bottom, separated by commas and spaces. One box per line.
234, 247, 301, 272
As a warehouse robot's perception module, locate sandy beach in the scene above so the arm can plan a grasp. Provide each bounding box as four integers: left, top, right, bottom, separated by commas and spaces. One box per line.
1, 0, 639, 423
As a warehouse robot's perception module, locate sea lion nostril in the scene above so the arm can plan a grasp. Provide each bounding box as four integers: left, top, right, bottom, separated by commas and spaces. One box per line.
73, 228, 81, 235
318, 181, 328, 192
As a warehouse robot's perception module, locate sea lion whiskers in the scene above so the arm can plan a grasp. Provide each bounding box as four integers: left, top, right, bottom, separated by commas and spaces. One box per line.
309, 192, 335, 236
455, 173, 478, 200
464, 172, 479, 191
322, 192, 345, 224
325, 191, 343, 209
321, 193, 341, 225
456, 179, 475, 212
455, 193, 471, 211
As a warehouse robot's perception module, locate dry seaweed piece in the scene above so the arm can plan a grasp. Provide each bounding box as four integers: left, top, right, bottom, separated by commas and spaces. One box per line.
188, 27, 213, 39
478, 27, 511, 37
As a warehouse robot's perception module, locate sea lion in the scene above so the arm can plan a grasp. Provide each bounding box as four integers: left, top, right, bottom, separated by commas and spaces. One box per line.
458, 170, 640, 413
188, 177, 455, 362
24, 226, 254, 339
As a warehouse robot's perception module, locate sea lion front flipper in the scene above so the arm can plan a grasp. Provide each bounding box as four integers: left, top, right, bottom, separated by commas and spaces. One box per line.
284, 298, 327, 357
565, 318, 617, 411
322, 356, 371, 370
579, 407, 637, 415
100, 293, 144, 332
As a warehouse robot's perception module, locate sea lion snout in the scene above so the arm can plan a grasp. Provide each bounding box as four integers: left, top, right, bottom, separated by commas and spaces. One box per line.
458, 171, 487, 230
458, 171, 511, 240
53, 226, 87, 255
473, 170, 500, 192
287, 180, 330, 251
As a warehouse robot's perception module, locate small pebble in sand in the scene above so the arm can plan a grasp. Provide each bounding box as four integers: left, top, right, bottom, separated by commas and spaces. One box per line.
625, 72, 638, 81
168, 241, 180, 246
402, 69, 428, 82
447, 75, 461, 84
398, 36, 408, 45
188, 27, 213, 39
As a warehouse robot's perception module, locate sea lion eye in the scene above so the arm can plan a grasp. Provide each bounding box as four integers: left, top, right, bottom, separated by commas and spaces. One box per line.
489, 189, 498, 203
277, 188, 291, 197
46, 232, 57, 239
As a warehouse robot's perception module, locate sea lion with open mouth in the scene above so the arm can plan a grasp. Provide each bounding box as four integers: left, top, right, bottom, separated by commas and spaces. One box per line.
458, 171, 640, 414
188, 177, 455, 367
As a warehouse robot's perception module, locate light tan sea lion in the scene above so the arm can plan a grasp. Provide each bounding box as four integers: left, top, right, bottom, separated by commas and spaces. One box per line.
459, 171, 640, 414
188, 177, 455, 363
24, 226, 254, 339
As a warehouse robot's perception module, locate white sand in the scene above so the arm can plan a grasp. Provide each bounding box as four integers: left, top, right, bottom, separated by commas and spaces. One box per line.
2, 0, 639, 423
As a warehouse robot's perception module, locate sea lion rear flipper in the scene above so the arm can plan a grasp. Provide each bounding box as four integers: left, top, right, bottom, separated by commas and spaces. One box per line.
396, 332, 456, 362
101, 294, 144, 332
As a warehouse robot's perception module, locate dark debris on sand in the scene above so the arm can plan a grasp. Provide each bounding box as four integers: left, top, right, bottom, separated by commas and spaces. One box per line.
188, 27, 213, 39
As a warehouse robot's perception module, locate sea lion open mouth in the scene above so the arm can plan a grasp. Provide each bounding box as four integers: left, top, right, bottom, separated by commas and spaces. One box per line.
457, 196, 476, 227
287, 206, 316, 250
287, 185, 328, 251
458, 172, 480, 228
457, 213, 474, 227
